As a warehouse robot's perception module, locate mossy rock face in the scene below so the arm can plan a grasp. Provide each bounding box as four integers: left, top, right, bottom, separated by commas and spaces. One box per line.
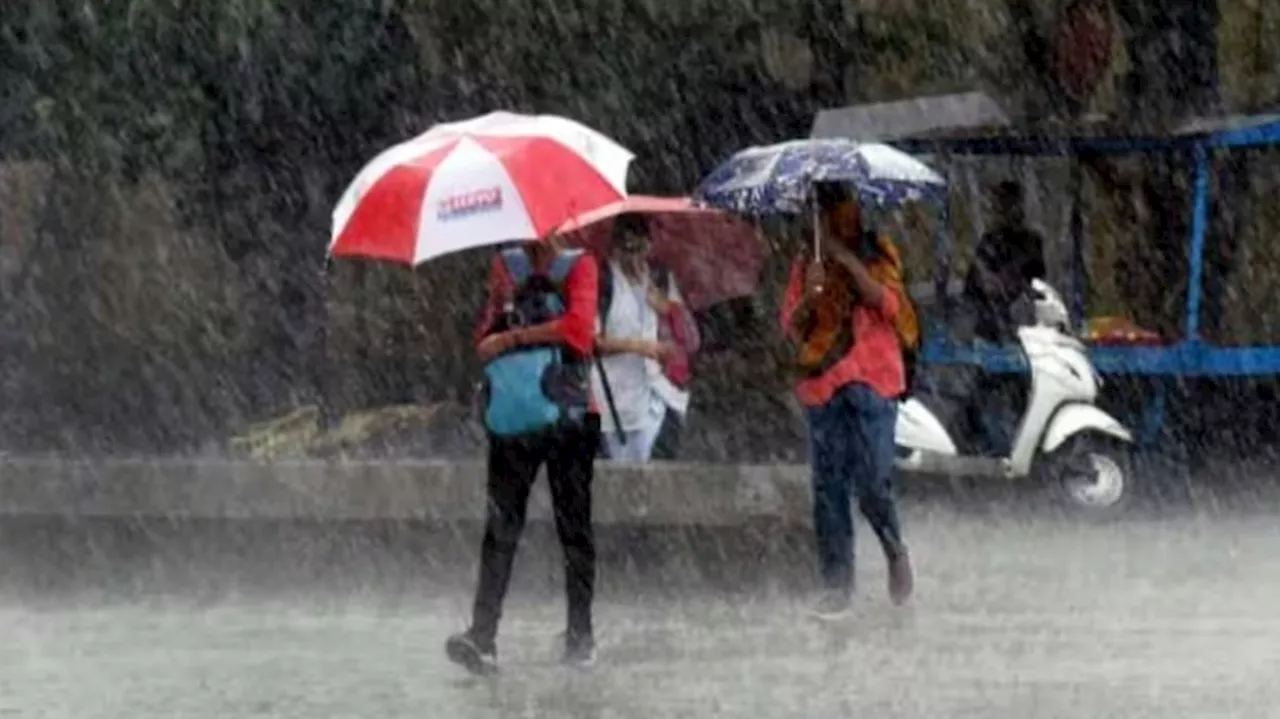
228, 406, 323, 459
311, 403, 485, 460
228, 402, 484, 460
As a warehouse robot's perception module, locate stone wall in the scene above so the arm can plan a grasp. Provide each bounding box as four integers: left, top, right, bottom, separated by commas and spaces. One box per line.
0, 457, 809, 526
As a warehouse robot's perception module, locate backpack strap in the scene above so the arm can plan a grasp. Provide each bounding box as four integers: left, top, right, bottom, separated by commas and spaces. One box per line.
501, 247, 582, 290
546, 249, 583, 286
597, 260, 614, 328
500, 248, 533, 287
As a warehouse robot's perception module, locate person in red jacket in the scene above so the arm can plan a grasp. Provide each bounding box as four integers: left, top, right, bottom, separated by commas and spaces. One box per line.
780, 182, 914, 619
446, 236, 600, 674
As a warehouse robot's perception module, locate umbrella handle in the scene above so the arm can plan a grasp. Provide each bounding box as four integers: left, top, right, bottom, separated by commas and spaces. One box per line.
813, 202, 822, 264
812, 201, 824, 294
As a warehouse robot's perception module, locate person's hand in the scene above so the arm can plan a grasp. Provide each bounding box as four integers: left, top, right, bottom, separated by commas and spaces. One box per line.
477, 331, 514, 363
804, 260, 826, 297
635, 340, 676, 361
646, 285, 670, 314
820, 234, 860, 267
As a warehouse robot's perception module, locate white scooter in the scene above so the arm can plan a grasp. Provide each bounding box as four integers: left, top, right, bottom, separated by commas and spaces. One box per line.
895, 279, 1135, 517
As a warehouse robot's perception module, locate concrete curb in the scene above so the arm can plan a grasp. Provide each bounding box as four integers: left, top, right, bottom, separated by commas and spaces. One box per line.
4, 455, 1277, 526
0, 458, 812, 525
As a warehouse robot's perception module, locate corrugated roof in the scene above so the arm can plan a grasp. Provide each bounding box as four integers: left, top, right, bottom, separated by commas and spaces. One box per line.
809, 91, 1013, 142
813, 92, 1280, 153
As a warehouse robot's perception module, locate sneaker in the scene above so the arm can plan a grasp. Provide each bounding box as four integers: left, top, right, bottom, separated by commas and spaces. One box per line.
810, 590, 853, 621
446, 631, 498, 676
560, 632, 597, 668
888, 551, 914, 606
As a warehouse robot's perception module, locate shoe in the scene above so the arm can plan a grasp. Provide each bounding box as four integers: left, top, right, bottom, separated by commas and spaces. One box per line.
560, 631, 597, 668
446, 631, 498, 676
809, 590, 853, 621
888, 550, 914, 606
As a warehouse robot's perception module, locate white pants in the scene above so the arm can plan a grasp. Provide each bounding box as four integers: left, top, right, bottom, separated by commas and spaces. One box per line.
602, 415, 665, 463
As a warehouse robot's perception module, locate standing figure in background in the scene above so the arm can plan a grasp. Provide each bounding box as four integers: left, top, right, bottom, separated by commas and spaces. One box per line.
592, 214, 695, 462
780, 182, 915, 619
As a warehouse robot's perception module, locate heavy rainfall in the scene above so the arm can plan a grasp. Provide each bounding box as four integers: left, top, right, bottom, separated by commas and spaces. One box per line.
3, 0, 1280, 716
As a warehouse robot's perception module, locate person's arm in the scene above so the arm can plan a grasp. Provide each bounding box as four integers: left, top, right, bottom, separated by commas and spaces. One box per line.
474, 256, 509, 346
874, 281, 903, 322
478, 254, 600, 361
597, 335, 664, 358
821, 237, 894, 313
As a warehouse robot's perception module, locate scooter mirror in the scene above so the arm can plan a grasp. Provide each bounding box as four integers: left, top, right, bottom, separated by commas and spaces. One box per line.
1030, 279, 1070, 330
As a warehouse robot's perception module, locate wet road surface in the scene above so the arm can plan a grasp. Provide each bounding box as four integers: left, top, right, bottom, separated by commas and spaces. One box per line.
3, 506, 1280, 718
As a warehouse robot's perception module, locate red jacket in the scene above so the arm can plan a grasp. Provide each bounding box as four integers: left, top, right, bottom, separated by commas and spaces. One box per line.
475, 250, 601, 412
779, 259, 904, 406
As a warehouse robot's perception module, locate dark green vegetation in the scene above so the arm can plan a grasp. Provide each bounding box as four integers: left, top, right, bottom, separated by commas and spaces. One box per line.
0, 0, 1274, 455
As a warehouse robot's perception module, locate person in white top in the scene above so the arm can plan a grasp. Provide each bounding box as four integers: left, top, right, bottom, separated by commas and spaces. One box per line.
591, 215, 690, 462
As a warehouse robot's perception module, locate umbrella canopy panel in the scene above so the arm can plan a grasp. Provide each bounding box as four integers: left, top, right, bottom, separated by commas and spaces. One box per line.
330, 112, 634, 265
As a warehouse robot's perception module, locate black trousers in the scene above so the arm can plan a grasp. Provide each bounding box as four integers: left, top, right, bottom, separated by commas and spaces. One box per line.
469, 417, 599, 648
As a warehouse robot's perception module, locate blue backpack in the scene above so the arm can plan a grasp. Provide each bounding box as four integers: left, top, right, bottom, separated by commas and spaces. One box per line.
480, 248, 591, 438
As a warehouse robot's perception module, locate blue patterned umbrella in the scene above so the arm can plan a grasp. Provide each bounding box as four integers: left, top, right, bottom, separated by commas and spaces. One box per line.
694, 139, 946, 216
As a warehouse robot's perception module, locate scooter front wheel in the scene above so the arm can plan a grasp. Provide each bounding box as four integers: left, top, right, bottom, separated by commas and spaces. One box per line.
1036, 435, 1134, 520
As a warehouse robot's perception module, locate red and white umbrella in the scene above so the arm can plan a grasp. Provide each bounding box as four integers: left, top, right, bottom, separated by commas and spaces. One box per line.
329, 111, 634, 265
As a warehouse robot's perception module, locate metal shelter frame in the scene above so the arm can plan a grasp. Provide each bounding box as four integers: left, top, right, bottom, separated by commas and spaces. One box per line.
890, 114, 1280, 378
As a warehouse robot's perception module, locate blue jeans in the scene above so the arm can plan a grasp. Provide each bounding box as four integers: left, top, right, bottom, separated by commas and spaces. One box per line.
806, 382, 906, 593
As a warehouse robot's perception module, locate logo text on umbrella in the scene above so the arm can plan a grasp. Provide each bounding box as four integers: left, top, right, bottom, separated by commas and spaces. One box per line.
438, 187, 504, 221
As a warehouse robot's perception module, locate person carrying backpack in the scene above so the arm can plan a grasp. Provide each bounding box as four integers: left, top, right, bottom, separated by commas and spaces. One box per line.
446, 235, 600, 674
592, 214, 697, 462
780, 182, 917, 621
